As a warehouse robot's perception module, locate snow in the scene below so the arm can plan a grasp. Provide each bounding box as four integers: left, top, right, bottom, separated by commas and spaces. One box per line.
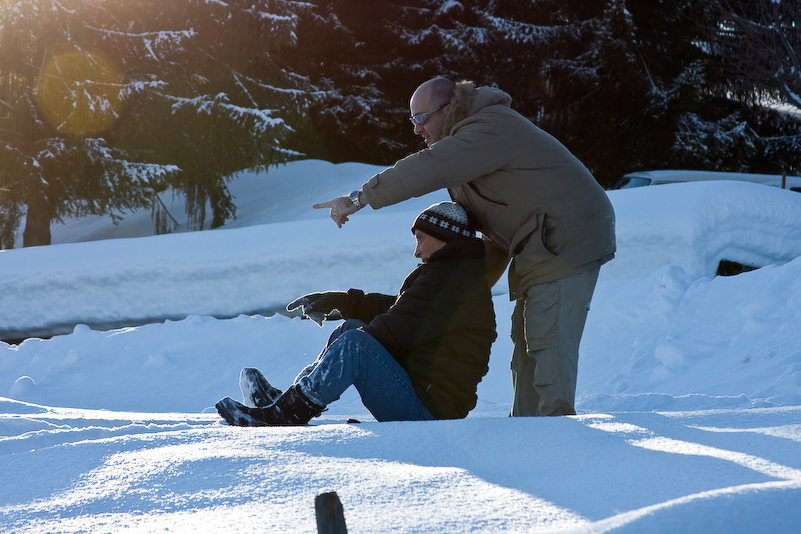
2, 159, 801, 532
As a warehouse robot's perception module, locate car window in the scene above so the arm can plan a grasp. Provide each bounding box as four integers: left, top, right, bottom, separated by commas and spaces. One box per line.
619, 176, 652, 188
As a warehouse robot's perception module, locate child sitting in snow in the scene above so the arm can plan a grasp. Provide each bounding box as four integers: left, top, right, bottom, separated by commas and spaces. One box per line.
215, 201, 496, 426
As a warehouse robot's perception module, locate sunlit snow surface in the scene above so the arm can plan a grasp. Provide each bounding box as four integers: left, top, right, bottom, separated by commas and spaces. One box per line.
2, 160, 801, 532
2, 402, 800, 533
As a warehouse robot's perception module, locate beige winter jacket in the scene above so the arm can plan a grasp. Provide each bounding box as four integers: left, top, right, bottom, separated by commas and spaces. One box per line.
363, 81, 616, 299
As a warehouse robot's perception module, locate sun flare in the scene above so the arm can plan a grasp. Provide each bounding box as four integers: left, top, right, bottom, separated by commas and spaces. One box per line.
35, 50, 124, 136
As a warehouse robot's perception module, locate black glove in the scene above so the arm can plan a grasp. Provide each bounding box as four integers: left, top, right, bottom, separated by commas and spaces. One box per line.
286, 291, 349, 326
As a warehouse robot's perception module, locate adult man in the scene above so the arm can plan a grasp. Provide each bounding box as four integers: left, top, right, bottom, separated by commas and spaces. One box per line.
315, 78, 616, 417
215, 201, 496, 426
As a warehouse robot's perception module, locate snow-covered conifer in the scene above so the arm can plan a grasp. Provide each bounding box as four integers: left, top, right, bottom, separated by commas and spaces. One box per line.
0, 0, 309, 247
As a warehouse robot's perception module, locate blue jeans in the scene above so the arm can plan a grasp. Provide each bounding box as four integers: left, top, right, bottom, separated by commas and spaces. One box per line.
295, 320, 435, 422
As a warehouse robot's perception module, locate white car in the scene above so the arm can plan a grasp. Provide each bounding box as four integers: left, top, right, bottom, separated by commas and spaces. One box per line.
613, 170, 801, 192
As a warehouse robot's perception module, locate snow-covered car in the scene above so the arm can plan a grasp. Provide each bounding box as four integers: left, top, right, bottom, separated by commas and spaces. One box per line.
605, 180, 801, 280
612, 169, 801, 193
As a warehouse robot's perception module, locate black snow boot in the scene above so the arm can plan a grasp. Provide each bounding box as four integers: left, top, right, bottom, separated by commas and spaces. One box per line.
216, 384, 324, 427
239, 367, 282, 408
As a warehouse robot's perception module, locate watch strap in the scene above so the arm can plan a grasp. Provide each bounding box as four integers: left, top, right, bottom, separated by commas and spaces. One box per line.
349, 190, 362, 209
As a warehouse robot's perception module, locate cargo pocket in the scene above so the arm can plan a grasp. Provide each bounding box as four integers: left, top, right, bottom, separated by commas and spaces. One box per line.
522, 282, 562, 387
523, 282, 560, 350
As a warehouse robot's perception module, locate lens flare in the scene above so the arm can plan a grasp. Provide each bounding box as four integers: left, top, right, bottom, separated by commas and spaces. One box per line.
35, 50, 123, 136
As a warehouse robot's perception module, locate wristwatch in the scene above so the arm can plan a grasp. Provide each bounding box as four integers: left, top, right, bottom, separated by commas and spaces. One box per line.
348, 190, 363, 209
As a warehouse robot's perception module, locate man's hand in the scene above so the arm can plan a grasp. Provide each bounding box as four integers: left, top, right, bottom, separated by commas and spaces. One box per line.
313, 194, 359, 228
287, 291, 349, 326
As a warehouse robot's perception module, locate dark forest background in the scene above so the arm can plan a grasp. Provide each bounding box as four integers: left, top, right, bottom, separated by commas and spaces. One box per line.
2, 0, 799, 247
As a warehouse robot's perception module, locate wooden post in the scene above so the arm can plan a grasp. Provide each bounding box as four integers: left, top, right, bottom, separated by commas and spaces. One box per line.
315, 491, 347, 534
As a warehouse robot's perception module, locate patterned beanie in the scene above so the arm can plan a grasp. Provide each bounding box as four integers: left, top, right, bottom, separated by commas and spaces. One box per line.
412, 201, 476, 242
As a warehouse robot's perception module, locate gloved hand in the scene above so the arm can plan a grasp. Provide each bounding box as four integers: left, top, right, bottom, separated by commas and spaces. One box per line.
286, 291, 349, 326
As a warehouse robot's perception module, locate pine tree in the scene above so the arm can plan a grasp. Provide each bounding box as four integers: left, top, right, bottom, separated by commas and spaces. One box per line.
714, 0, 801, 111
0, 0, 307, 248
0, 0, 176, 247
271, 0, 431, 164
710, 0, 801, 174
493, 0, 800, 180
276, 0, 801, 186
273, 0, 566, 163
485, 0, 801, 184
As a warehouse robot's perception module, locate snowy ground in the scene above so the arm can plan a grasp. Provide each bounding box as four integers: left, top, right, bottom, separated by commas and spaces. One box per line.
2, 160, 801, 532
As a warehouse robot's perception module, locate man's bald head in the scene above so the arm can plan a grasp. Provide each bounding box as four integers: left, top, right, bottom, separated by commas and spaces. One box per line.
409, 78, 456, 147
412, 78, 456, 107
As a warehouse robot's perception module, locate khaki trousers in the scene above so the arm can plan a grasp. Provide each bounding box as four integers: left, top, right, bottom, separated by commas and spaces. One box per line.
510, 267, 600, 416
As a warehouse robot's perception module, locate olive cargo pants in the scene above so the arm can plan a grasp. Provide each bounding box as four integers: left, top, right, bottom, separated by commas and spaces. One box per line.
510, 267, 600, 416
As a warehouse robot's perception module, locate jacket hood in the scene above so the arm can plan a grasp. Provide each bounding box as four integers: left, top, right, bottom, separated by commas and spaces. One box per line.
442, 81, 513, 135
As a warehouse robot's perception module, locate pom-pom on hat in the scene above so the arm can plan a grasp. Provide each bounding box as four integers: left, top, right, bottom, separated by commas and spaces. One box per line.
412, 201, 476, 242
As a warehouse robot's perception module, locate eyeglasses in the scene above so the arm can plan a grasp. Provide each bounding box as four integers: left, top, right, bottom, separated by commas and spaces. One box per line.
409, 103, 449, 126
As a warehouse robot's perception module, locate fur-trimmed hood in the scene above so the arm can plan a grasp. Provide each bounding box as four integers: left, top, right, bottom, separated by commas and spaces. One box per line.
441, 81, 514, 136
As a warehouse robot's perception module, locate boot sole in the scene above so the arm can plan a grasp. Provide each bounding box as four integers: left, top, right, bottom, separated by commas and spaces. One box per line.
239, 367, 282, 408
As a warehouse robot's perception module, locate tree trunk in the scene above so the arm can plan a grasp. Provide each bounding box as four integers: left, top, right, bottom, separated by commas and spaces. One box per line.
23, 200, 52, 247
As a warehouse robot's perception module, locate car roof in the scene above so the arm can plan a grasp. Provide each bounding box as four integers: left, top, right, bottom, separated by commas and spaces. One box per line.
615, 170, 801, 191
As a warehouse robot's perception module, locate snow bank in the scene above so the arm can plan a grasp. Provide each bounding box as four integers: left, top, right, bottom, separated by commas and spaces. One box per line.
5, 172, 801, 342
1, 161, 448, 339
604, 181, 801, 280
